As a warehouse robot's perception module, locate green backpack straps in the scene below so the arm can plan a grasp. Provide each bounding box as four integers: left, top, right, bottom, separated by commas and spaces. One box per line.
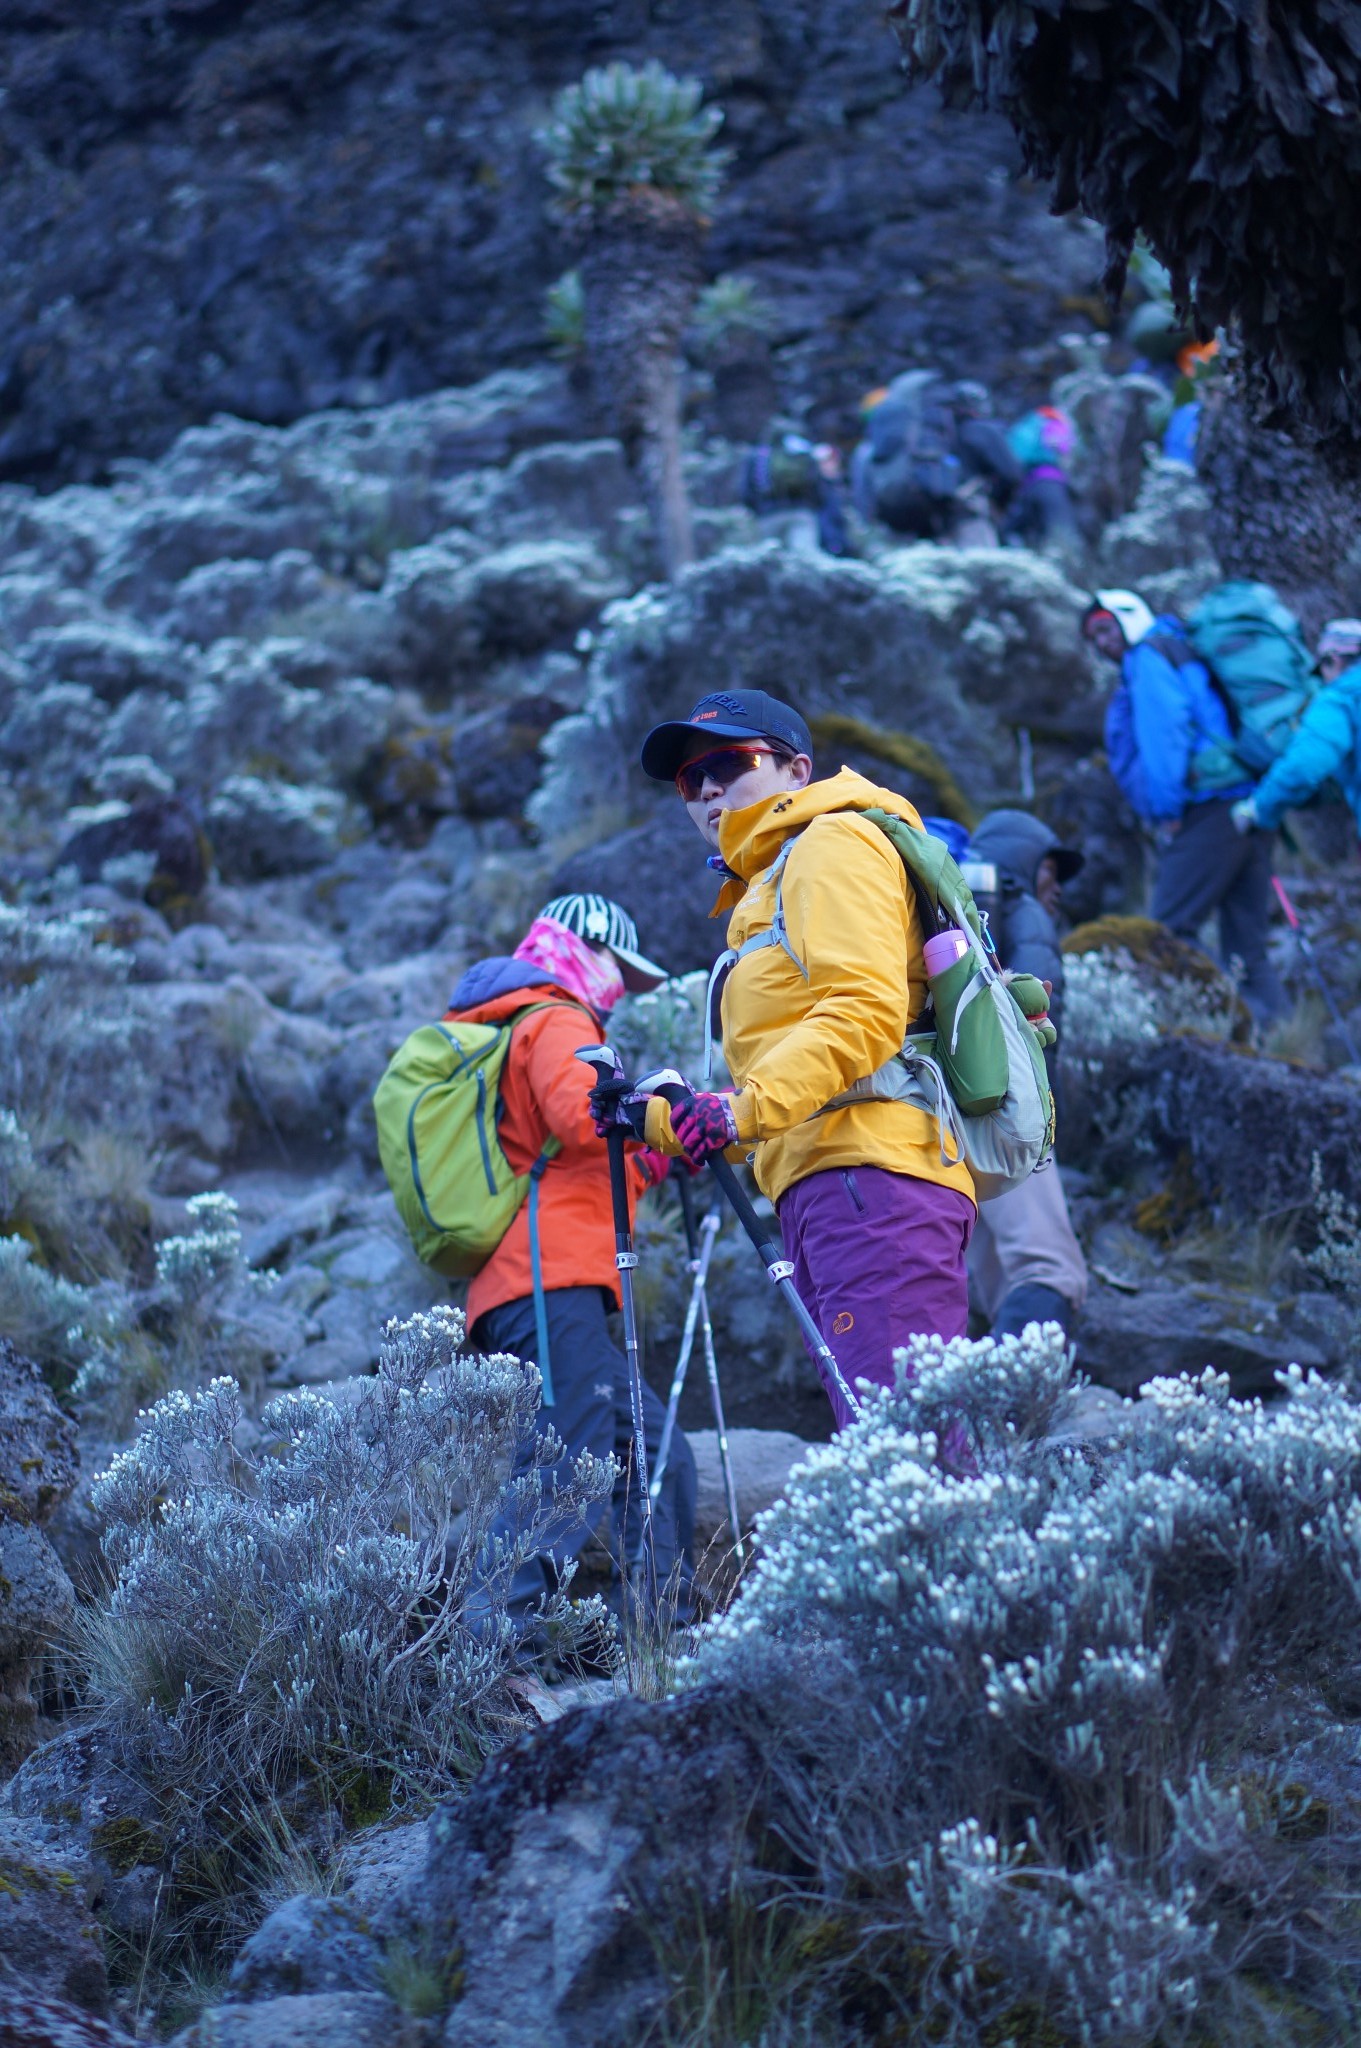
743, 805, 1053, 1196
373, 1000, 579, 1400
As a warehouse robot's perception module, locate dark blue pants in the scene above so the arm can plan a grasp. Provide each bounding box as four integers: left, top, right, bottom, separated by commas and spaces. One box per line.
474, 1286, 696, 1618
1152, 797, 1287, 1024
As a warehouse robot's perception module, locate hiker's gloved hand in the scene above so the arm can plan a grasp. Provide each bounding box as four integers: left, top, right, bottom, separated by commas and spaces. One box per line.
671, 1091, 740, 1166
589, 1081, 648, 1139
1231, 797, 1259, 836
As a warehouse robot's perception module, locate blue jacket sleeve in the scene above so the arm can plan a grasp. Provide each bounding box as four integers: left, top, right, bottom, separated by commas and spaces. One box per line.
1252, 691, 1355, 831
1126, 644, 1194, 819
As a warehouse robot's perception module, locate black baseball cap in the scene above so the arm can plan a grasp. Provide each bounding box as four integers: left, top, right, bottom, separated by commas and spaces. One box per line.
640, 689, 814, 782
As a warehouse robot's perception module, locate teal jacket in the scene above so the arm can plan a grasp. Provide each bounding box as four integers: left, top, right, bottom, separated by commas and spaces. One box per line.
1252, 659, 1361, 832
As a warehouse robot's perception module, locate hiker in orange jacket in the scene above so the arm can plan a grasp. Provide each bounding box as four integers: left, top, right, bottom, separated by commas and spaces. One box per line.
450, 894, 696, 1618
638, 689, 977, 1428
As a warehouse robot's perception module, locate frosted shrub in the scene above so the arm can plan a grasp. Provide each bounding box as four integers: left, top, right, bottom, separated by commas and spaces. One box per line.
73, 1192, 277, 1421
82, 1306, 611, 1924
0, 1233, 130, 1385
690, 1333, 1361, 2043
0, 903, 144, 1134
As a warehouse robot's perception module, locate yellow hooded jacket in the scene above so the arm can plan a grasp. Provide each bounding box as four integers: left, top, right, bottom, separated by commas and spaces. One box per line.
646, 767, 977, 1210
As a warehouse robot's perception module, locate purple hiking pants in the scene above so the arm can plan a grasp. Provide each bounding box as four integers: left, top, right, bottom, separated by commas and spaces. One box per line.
778, 1165, 975, 1429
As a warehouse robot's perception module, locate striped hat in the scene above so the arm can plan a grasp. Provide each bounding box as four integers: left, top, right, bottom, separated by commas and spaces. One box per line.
537, 894, 668, 992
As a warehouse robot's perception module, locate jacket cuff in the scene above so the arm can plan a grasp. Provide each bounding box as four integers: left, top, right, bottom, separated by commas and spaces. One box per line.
729, 1089, 759, 1142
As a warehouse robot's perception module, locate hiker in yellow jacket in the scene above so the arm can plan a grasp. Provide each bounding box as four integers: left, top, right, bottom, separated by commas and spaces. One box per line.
639, 688, 976, 1426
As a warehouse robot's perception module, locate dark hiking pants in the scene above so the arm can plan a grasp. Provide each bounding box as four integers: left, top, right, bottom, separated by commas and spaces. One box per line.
474, 1285, 696, 1621
1151, 797, 1287, 1024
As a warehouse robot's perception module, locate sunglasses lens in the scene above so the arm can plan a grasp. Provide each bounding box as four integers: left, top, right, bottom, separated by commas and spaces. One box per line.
676, 748, 762, 800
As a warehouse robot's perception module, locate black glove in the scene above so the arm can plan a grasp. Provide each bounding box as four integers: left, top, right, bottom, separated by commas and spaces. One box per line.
589, 1078, 648, 1138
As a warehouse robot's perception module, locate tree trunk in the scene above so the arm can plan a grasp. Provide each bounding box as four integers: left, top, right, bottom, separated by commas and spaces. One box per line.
1196, 384, 1361, 638
578, 200, 703, 581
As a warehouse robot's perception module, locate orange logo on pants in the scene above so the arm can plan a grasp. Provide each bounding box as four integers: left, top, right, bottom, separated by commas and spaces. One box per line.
832, 1312, 855, 1336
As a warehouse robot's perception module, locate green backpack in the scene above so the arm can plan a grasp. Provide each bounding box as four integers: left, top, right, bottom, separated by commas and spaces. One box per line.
373, 1001, 581, 1397
706, 807, 1055, 1200
1179, 581, 1317, 776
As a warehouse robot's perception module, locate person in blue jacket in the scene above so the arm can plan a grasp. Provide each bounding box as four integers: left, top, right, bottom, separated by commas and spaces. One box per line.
1082, 587, 1287, 1024
1232, 619, 1361, 839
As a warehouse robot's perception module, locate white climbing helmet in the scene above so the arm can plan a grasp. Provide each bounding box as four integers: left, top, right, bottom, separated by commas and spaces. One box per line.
1088, 588, 1157, 647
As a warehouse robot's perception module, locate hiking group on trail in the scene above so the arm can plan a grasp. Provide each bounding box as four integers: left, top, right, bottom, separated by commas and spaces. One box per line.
1082, 583, 1357, 1028
374, 579, 1359, 1634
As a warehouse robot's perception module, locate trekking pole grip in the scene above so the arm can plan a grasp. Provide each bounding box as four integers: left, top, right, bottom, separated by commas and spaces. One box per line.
649, 1079, 781, 1266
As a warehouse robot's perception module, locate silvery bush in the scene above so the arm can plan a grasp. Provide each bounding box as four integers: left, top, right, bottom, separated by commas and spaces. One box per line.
82, 1304, 612, 1915
690, 1330, 1361, 2044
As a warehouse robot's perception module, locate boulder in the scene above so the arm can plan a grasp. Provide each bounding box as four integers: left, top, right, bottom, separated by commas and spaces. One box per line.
26, 620, 192, 703
437, 441, 638, 560
169, 1992, 422, 2048
548, 805, 725, 978
0, 1346, 78, 1768
1142, 1036, 1361, 1217
0, 686, 109, 794
530, 546, 1013, 855
688, 1427, 810, 1549
1096, 457, 1221, 596
0, 1342, 78, 1522
0, 1814, 108, 2014
426, 1691, 771, 2048
227, 1895, 385, 2001
1078, 1279, 1339, 1398
875, 543, 1100, 729
56, 797, 208, 905
383, 539, 622, 696
130, 977, 269, 1159
207, 775, 348, 881
0, 1983, 134, 2048
163, 549, 332, 646
450, 694, 570, 822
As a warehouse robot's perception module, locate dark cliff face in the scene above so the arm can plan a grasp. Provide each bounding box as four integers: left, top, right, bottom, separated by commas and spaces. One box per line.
0, 0, 1098, 484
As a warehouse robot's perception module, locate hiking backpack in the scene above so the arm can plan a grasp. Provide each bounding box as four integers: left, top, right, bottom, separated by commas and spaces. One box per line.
861, 372, 964, 529
744, 435, 822, 513
373, 1001, 577, 1280
704, 809, 1055, 1200
1146, 582, 1317, 781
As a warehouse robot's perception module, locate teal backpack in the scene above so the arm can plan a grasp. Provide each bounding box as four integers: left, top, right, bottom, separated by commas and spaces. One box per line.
704, 807, 1056, 1200
1183, 582, 1318, 774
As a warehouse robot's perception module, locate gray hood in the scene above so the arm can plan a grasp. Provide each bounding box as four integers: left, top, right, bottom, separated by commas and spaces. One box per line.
968, 809, 1083, 894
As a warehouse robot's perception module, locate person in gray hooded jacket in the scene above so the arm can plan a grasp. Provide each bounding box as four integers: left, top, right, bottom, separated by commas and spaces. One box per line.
965, 809, 1089, 1339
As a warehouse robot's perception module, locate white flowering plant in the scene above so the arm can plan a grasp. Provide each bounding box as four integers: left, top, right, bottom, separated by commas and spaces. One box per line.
81, 1304, 612, 1929
684, 1329, 1361, 2044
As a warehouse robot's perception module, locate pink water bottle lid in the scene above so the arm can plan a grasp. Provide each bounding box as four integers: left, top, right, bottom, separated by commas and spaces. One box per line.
923, 928, 970, 977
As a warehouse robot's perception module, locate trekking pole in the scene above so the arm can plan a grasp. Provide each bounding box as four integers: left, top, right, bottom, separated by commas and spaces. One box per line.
637, 1069, 862, 1421
1270, 876, 1361, 1064
574, 1045, 656, 1602
652, 1175, 746, 1565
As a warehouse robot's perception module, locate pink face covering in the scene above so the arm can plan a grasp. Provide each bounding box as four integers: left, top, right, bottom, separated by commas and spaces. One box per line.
513, 915, 626, 1017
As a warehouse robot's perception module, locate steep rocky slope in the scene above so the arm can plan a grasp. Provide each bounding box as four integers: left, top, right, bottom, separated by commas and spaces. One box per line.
0, 0, 1100, 482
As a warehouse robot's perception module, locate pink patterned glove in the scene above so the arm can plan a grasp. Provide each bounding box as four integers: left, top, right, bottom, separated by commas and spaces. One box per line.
671, 1091, 740, 1166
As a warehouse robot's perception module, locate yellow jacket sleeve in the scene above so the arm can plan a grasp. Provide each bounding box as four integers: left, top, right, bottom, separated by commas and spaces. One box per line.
730, 814, 911, 1138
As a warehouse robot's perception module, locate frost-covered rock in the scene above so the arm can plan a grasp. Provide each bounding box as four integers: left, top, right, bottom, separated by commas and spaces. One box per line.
1097, 457, 1222, 613
163, 548, 333, 646
0, 1814, 110, 2014
382, 537, 622, 694
26, 619, 193, 703
531, 545, 1019, 852
207, 775, 349, 880
0, 1344, 79, 1766
227, 1895, 385, 2000
169, 1991, 418, 2048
